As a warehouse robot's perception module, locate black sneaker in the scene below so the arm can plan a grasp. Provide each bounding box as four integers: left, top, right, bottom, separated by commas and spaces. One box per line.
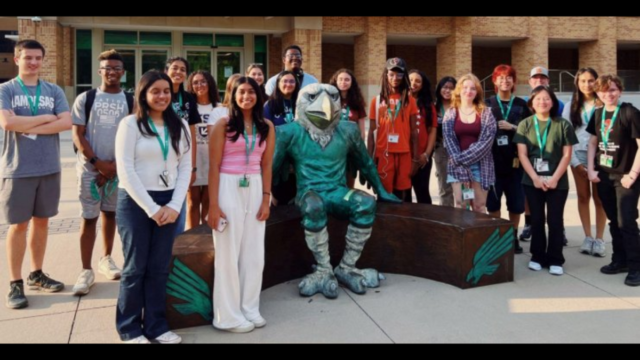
624, 270, 640, 287
514, 239, 523, 254
27, 272, 64, 292
6, 283, 28, 309
600, 262, 629, 275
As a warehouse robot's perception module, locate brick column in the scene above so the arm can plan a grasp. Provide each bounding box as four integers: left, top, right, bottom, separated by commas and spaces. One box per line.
354, 17, 387, 104
512, 17, 548, 96
18, 17, 63, 86
436, 17, 472, 81
579, 17, 617, 75
282, 17, 322, 82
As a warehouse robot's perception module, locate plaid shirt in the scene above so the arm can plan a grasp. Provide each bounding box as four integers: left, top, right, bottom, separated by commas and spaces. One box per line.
443, 107, 496, 190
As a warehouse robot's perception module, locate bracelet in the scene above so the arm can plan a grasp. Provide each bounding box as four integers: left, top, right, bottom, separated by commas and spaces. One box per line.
263, 192, 271, 196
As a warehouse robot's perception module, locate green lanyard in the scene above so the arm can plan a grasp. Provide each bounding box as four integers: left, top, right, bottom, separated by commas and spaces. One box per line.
533, 115, 551, 159
147, 118, 169, 162
387, 100, 401, 132
244, 123, 257, 166
341, 105, 350, 122
497, 96, 514, 121
582, 102, 596, 125
172, 92, 183, 116
283, 99, 293, 123
15, 77, 41, 116
600, 104, 621, 152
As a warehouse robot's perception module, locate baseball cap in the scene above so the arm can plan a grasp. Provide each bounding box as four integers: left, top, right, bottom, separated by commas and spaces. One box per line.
530, 66, 549, 78
386, 57, 407, 72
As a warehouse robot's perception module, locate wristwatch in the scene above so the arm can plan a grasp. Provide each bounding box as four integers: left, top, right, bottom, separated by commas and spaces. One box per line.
89, 156, 98, 165
192, 167, 198, 173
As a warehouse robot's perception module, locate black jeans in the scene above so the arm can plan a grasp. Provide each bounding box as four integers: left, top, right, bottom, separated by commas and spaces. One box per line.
407, 158, 433, 204
524, 185, 569, 266
596, 172, 640, 270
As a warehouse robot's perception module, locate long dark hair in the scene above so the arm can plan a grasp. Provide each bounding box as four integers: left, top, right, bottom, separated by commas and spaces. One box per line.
329, 68, 366, 115
267, 71, 300, 117
528, 85, 560, 120
569, 67, 599, 129
435, 76, 457, 113
408, 69, 434, 129
379, 68, 411, 108
226, 77, 269, 146
165, 56, 190, 99
187, 70, 220, 107
135, 70, 190, 154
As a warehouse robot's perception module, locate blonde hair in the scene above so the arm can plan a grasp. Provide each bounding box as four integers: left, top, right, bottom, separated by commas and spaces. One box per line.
451, 73, 485, 113
222, 74, 242, 107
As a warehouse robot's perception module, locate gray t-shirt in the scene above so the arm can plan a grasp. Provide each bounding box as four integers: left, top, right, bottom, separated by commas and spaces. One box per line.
72, 89, 130, 171
0, 78, 70, 178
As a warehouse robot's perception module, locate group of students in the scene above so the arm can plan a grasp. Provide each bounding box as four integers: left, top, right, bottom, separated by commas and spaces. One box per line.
2, 39, 640, 344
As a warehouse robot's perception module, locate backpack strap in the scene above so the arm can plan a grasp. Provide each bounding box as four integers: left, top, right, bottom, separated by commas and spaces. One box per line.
83, 88, 97, 125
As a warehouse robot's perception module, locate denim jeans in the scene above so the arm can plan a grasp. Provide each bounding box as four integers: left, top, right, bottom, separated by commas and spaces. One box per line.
597, 172, 640, 270
115, 189, 178, 341
174, 200, 186, 237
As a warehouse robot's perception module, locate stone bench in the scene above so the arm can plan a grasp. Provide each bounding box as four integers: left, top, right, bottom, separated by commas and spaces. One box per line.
166, 203, 514, 329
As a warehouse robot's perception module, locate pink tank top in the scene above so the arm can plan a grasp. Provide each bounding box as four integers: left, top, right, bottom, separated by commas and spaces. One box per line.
220, 132, 266, 175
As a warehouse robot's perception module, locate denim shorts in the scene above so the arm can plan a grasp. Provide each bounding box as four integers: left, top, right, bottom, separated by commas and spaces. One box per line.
447, 163, 482, 183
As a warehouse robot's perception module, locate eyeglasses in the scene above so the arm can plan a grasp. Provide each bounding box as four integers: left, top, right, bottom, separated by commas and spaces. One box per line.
100, 66, 123, 73
285, 54, 302, 60
281, 79, 297, 85
192, 80, 208, 86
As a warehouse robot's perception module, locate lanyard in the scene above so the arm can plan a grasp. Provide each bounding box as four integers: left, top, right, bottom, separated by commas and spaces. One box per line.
147, 118, 169, 163
244, 123, 257, 167
387, 99, 401, 132
341, 105, 350, 122
16, 77, 41, 116
284, 99, 293, 123
601, 104, 621, 152
533, 115, 551, 159
582, 102, 596, 125
496, 95, 514, 121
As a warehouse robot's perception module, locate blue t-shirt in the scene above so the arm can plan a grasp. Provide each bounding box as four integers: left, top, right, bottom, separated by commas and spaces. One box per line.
264, 99, 295, 126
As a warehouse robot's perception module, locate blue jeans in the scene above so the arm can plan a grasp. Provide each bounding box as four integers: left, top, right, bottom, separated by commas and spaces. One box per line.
115, 189, 178, 341
174, 200, 186, 237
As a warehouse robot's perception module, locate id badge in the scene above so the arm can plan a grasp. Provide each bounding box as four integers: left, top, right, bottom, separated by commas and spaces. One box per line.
462, 188, 475, 200
21, 133, 37, 140
599, 154, 613, 168
497, 135, 509, 146
535, 158, 550, 172
512, 157, 520, 168
239, 175, 250, 188
388, 133, 400, 144
539, 175, 552, 183
158, 170, 172, 188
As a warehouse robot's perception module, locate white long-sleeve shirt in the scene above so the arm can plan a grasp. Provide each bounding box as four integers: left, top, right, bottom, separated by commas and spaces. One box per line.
115, 115, 192, 217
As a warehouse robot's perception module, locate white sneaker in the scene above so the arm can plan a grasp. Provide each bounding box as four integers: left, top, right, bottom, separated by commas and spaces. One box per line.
98, 255, 122, 280
72, 269, 95, 296
592, 239, 606, 257
549, 266, 564, 276
580, 236, 595, 254
213, 320, 255, 333
123, 335, 150, 344
528, 261, 542, 271
154, 331, 182, 344
248, 315, 267, 328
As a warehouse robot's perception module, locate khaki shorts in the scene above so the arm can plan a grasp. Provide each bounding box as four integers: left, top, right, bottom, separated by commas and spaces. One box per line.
0, 172, 61, 225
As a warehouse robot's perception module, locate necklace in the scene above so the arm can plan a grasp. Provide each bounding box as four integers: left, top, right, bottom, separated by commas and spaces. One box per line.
459, 107, 476, 116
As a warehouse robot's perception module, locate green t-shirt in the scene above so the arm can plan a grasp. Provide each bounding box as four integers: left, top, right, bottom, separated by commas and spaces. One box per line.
513, 116, 578, 189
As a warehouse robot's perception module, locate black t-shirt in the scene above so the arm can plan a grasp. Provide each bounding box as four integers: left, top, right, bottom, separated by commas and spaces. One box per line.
586, 102, 640, 174
172, 89, 201, 125
486, 96, 531, 177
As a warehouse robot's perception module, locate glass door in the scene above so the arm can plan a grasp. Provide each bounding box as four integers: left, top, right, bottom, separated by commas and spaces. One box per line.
186, 50, 212, 73
215, 49, 243, 99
